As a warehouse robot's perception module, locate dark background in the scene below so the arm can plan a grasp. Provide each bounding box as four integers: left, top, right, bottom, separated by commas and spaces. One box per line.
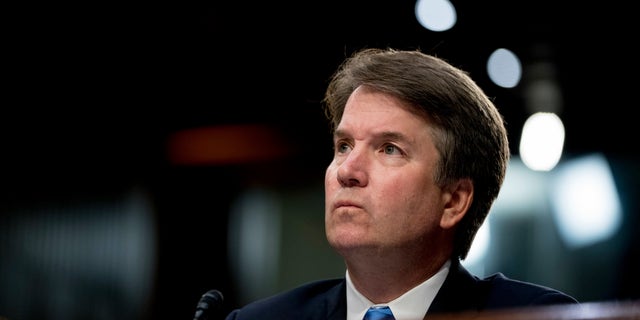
2, 1, 638, 319
5, 1, 638, 160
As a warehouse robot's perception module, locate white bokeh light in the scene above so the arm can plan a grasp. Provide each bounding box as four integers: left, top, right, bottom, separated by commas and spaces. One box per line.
519, 112, 565, 171
487, 48, 522, 88
550, 154, 622, 249
415, 0, 457, 32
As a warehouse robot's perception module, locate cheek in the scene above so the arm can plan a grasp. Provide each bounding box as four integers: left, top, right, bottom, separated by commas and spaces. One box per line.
379, 173, 425, 203
324, 166, 338, 211
381, 176, 441, 223
324, 165, 339, 190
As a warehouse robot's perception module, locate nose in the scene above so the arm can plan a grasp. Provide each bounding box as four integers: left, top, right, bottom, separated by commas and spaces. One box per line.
336, 147, 368, 187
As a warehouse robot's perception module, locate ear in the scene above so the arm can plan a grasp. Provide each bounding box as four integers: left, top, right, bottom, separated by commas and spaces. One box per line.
440, 178, 474, 229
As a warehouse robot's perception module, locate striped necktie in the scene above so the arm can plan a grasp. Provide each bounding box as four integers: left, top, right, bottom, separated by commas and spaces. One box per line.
363, 306, 396, 320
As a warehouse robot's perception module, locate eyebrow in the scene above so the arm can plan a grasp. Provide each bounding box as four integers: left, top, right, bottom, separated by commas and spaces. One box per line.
334, 129, 410, 143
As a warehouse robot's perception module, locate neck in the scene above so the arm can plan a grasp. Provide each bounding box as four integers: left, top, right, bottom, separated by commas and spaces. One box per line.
345, 249, 450, 304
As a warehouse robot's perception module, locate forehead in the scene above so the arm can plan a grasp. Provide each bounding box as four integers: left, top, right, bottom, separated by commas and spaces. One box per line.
341, 87, 430, 128
337, 88, 437, 146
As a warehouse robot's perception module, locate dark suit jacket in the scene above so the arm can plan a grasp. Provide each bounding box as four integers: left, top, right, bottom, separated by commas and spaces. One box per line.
225, 260, 578, 319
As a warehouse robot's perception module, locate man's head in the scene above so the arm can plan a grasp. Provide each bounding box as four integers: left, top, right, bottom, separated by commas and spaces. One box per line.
323, 48, 510, 261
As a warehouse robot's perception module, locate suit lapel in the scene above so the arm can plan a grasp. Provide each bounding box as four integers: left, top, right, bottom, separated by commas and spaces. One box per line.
427, 260, 490, 314
321, 280, 348, 320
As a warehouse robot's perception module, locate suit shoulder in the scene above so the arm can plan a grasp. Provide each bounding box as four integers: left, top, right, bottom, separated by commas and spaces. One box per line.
483, 272, 579, 308
225, 278, 345, 320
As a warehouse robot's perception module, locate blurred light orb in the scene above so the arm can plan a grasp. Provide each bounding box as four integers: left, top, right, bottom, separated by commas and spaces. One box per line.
519, 112, 565, 171
487, 48, 522, 88
415, 0, 457, 32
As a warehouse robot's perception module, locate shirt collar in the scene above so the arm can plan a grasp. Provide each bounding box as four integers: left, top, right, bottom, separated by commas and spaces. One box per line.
345, 260, 451, 320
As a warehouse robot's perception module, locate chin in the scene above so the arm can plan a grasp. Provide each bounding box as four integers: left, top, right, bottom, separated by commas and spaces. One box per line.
327, 231, 371, 253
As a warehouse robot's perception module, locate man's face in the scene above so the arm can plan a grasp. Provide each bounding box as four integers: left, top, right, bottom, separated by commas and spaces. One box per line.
324, 86, 447, 259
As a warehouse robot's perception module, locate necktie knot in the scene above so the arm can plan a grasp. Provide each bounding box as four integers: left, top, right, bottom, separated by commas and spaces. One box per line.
363, 306, 396, 320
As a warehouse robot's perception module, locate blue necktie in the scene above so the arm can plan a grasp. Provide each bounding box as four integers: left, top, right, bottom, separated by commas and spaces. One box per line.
363, 306, 396, 320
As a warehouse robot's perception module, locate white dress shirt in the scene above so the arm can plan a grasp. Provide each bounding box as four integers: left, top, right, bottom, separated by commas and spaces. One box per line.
345, 260, 451, 320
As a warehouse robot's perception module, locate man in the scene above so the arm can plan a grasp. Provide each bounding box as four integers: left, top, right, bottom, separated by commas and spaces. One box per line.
225, 48, 578, 320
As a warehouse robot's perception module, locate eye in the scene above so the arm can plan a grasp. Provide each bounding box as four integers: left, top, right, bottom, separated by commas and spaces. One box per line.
383, 144, 402, 155
336, 142, 351, 154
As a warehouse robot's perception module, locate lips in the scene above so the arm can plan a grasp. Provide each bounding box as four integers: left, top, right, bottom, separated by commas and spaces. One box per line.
333, 200, 362, 210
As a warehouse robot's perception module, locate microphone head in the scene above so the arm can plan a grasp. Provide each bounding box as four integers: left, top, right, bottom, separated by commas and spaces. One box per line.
194, 289, 224, 320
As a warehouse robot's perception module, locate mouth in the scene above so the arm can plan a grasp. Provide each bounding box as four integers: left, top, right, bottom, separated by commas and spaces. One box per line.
333, 200, 361, 210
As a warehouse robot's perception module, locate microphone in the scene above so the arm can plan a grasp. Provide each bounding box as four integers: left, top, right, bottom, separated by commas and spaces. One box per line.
193, 289, 224, 320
